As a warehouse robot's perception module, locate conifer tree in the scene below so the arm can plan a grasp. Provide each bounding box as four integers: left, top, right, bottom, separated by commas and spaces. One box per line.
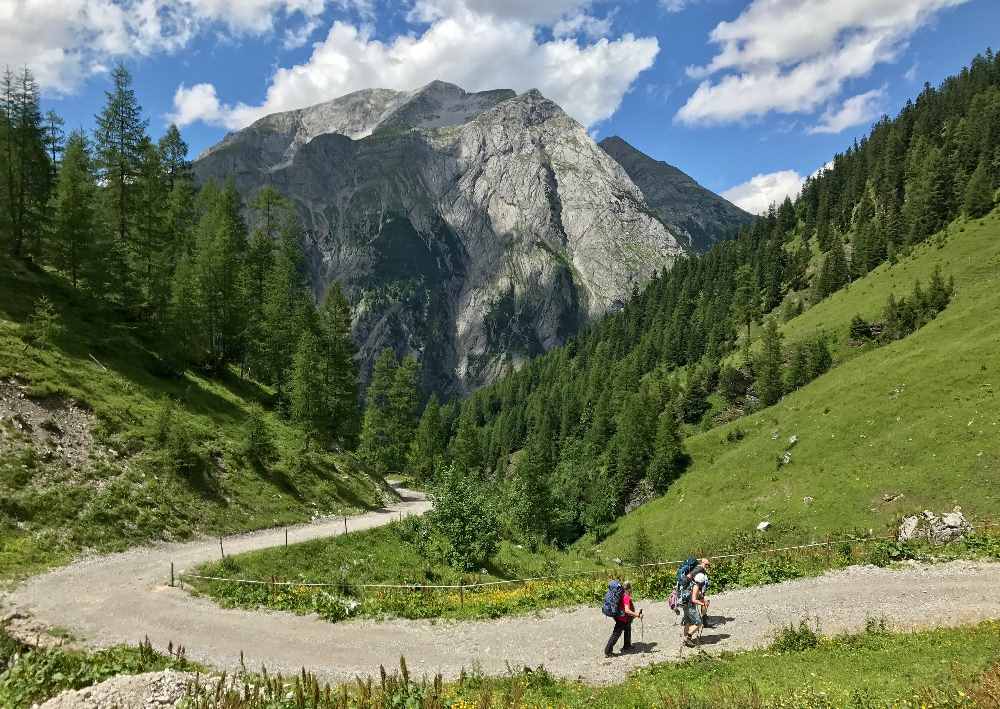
387, 354, 421, 469
806, 337, 832, 380
756, 317, 785, 406
785, 342, 809, 391
318, 283, 359, 445
964, 159, 995, 218
94, 63, 148, 302
359, 348, 398, 475
408, 394, 443, 481
1, 67, 50, 258
289, 328, 327, 446
647, 404, 686, 492
134, 137, 170, 322
449, 401, 482, 473
815, 234, 849, 299
52, 131, 97, 288
731, 264, 759, 341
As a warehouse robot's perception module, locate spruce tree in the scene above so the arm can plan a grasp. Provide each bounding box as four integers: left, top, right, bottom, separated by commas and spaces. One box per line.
134, 137, 170, 323
289, 328, 327, 446
359, 349, 398, 475
1, 67, 50, 258
52, 131, 97, 289
756, 317, 785, 406
408, 394, 443, 481
449, 401, 482, 474
731, 264, 759, 342
94, 63, 148, 303
647, 405, 686, 492
387, 355, 421, 470
785, 342, 809, 391
964, 159, 995, 218
318, 283, 359, 446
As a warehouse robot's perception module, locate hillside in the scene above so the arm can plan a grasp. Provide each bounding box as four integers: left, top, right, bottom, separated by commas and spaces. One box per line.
599, 136, 753, 251
600, 211, 1000, 557
0, 259, 390, 581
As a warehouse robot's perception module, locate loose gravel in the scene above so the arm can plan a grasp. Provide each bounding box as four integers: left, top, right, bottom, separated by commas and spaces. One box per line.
36, 670, 199, 709
5, 492, 1000, 686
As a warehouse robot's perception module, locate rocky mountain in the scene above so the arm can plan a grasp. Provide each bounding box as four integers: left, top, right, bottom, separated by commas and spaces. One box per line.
599, 136, 752, 252
195, 81, 688, 394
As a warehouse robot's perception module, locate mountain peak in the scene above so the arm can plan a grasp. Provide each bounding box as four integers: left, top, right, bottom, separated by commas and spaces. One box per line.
599, 136, 752, 251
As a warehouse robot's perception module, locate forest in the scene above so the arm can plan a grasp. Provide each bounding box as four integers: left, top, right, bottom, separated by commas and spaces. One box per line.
2, 50, 998, 564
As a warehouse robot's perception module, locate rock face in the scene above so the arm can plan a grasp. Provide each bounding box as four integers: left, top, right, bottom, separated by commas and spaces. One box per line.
898, 507, 973, 544
599, 136, 753, 252
196, 81, 688, 394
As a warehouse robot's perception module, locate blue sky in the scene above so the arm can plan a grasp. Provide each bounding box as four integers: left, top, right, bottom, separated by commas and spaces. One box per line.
4, 0, 998, 213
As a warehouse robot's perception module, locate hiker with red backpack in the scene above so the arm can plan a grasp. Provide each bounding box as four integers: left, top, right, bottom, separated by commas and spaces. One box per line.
602, 579, 642, 657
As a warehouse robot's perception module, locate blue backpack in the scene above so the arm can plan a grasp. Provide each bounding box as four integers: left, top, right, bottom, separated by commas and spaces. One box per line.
602, 580, 624, 617
675, 557, 699, 587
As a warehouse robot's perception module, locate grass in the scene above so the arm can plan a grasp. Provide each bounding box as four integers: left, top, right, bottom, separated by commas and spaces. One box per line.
598, 211, 1000, 560
168, 621, 1000, 708
446, 620, 1000, 708
0, 627, 198, 707
0, 259, 388, 582
188, 515, 1000, 622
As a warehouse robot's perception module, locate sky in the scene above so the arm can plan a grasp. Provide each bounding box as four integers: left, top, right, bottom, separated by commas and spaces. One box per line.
2, 0, 998, 214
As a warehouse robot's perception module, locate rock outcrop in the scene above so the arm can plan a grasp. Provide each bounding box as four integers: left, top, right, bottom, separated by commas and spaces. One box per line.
898, 507, 973, 544
196, 82, 691, 393
599, 136, 752, 252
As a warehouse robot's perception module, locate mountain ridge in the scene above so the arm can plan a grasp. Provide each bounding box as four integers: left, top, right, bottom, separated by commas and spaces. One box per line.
195, 83, 740, 394
599, 135, 753, 251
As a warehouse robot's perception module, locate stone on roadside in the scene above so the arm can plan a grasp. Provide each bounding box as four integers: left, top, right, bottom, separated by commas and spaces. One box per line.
756, 521, 770, 532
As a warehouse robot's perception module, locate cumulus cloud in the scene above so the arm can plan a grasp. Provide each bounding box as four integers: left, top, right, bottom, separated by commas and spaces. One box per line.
809, 87, 885, 134
171, 5, 658, 130
722, 170, 806, 215
677, 0, 969, 125
0, 0, 331, 94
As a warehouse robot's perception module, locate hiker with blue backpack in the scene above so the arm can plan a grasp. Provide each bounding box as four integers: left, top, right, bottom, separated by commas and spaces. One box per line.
669, 557, 711, 647
602, 579, 642, 657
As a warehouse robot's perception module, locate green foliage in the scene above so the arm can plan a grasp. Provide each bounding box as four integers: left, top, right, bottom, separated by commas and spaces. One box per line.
648, 406, 687, 492
21, 296, 61, 349
0, 631, 193, 708
755, 318, 784, 406
769, 619, 820, 653
407, 394, 444, 482
430, 465, 501, 571
359, 349, 421, 475
964, 158, 996, 218
241, 404, 275, 466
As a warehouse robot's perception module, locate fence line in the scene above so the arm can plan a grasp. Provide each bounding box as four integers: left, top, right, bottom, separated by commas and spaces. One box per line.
175, 531, 900, 592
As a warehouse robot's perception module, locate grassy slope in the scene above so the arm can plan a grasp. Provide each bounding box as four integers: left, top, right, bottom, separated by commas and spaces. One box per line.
601, 212, 1000, 558
0, 260, 387, 581
453, 621, 1000, 708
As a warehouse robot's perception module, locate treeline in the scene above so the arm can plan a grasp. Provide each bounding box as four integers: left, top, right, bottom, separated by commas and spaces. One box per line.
1, 65, 359, 450
402, 49, 999, 547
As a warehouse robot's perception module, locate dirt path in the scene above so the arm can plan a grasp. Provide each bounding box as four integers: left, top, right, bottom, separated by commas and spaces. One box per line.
6, 501, 1000, 684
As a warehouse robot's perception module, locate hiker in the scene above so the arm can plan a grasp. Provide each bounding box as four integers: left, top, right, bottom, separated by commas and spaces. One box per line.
681, 571, 709, 647
694, 570, 712, 628
603, 580, 642, 657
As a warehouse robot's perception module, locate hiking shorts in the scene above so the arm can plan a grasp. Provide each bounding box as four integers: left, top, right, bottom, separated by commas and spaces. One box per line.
682, 603, 702, 626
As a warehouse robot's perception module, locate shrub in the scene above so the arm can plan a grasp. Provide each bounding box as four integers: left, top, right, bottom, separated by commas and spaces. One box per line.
21, 296, 62, 349
770, 619, 820, 653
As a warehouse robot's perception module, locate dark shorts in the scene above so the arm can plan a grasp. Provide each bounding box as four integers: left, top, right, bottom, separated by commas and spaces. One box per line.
682, 603, 703, 626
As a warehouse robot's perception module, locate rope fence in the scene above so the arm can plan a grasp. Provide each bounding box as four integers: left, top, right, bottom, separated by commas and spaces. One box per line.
173, 531, 904, 592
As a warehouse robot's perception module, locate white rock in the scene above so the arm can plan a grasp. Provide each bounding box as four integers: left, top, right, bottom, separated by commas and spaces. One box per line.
756, 521, 770, 532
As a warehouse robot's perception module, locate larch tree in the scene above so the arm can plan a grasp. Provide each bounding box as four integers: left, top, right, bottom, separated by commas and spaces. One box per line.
52, 131, 97, 289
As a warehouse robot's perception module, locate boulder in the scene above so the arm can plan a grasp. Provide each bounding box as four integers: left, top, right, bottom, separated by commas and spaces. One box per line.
898, 507, 973, 544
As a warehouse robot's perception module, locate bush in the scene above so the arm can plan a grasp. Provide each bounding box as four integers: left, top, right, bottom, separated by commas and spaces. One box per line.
770, 619, 820, 653
21, 296, 62, 349
430, 465, 501, 571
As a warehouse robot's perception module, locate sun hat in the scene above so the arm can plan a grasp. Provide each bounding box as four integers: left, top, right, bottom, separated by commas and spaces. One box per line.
694, 572, 708, 584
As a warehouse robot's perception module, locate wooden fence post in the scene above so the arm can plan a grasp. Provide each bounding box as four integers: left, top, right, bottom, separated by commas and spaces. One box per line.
219, 537, 225, 559
460, 584, 464, 607
285, 528, 288, 548
170, 562, 174, 588
344, 516, 348, 534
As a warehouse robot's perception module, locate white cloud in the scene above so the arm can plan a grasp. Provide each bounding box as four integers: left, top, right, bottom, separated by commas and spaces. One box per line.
167, 83, 227, 126
172, 6, 658, 130
904, 62, 920, 82
409, 0, 590, 26
553, 12, 613, 39
809, 87, 885, 134
660, 0, 693, 12
722, 170, 806, 215
677, 0, 969, 126
0, 0, 331, 94
282, 18, 322, 49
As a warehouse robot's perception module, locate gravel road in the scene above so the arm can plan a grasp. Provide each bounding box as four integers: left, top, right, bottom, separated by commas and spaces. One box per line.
6, 493, 1000, 685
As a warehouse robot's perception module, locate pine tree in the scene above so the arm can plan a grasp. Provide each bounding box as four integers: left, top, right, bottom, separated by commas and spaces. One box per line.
815, 234, 849, 299
756, 317, 785, 406
449, 401, 482, 473
1, 67, 50, 258
359, 348, 398, 475
785, 342, 809, 391
52, 131, 97, 288
94, 63, 149, 302
134, 137, 170, 323
387, 355, 421, 470
41, 110, 65, 182
806, 337, 832, 380
289, 328, 327, 446
318, 283, 359, 446
408, 394, 443, 481
647, 404, 686, 492
964, 159, 995, 218
731, 264, 759, 342
158, 124, 191, 191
